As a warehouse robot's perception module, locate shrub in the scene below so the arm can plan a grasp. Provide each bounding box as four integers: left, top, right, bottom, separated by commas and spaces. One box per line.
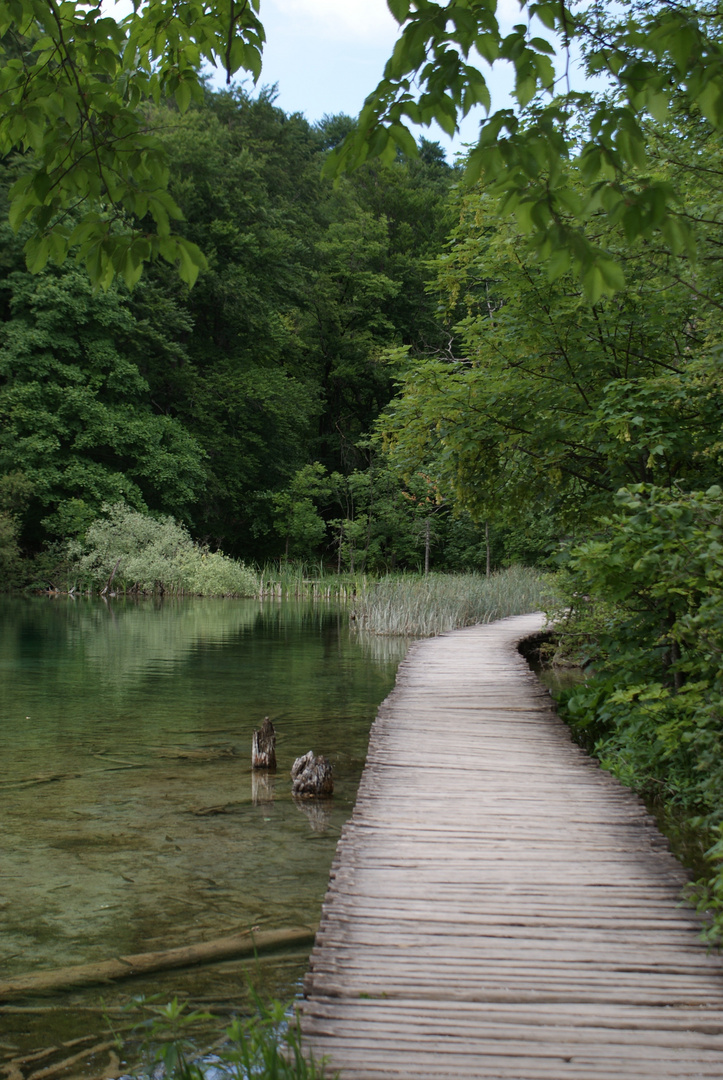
553, 484, 723, 940
180, 549, 259, 598
70, 503, 258, 597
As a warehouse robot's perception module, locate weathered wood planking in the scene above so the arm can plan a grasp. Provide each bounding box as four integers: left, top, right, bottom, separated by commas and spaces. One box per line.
299, 614, 723, 1079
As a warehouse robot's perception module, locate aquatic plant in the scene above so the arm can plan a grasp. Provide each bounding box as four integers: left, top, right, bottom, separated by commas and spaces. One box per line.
353, 565, 555, 637
130, 995, 335, 1080
257, 560, 366, 601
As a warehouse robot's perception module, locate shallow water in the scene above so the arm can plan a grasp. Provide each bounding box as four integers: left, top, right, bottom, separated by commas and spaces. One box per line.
0, 596, 406, 1070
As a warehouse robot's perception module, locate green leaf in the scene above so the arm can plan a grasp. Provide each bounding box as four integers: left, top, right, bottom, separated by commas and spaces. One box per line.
24, 235, 51, 275
387, 0, 410, 22
696, 81, 723, 129
546, 247, 571, 281
174, 78, 192, 113
175, 238, 207, 287
515, 76, 537, 109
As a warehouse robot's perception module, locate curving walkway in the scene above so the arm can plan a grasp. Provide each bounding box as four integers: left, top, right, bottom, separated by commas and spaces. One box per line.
299, 614, 723, 1079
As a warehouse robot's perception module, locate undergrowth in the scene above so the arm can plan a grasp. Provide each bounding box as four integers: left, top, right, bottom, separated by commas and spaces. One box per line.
549, 485, 723, 944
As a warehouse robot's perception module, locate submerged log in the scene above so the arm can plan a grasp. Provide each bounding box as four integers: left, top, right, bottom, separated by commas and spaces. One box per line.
0, 925, 317, 1001
158, 745, 237, 761
291, 751, 333, 797
252, 716, 276, 769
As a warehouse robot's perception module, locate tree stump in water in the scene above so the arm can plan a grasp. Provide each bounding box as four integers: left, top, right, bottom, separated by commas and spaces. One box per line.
252, 716, 276, 769
291, 751, 333, 797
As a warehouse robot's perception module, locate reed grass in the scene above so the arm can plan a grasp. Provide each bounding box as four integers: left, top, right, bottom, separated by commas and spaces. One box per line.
353, 565, 555, 637
257, 560, 368, 601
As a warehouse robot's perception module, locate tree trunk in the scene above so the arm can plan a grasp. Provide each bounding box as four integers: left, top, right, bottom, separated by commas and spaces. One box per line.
485, 521, 491, 578
424, 517, 431, 575
252, 716, 276, 769
100, 557, 121, 596
0, 926, 317, 1001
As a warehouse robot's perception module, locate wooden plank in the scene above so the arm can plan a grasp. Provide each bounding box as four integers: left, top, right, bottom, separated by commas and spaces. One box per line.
299, 614, 723, 1078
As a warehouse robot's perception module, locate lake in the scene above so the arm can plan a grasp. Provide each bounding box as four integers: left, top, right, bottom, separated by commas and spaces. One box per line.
0, 596, 407, 1072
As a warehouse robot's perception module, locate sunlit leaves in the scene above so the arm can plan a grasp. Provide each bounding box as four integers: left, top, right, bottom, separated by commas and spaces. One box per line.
387, 0, 412, 23
0, 0, 265, 288
329, 1, 723, 299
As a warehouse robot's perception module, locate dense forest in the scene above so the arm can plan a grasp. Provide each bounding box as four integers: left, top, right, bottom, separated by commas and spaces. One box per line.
0, 86, 523, 581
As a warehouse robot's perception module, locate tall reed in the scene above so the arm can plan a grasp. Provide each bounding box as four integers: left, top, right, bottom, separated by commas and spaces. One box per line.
257, 560, 368, 601
353, 566, 554, 637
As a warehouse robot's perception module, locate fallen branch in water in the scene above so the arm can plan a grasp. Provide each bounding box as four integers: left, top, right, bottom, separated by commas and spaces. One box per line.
0, 926, 317, 1001
0, 773, 82, 788
26, 1041, 118, 1080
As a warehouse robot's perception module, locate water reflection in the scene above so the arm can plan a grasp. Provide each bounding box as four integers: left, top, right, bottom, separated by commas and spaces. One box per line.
292, 795, 334, 833
251, 770, 276, 806
352, 628, 411, 664
0, 596, 403, 992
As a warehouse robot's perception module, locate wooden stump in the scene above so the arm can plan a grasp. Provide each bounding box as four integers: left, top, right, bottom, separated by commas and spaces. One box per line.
252, 716, 276, 769
291, 751, 333, 797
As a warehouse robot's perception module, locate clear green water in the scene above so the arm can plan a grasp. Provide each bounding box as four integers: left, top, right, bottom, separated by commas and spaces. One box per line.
0, 596, 406, 1066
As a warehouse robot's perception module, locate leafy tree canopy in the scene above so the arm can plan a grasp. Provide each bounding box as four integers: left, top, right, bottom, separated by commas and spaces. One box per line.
332, 0, 723, 297
0, 0, 263, 287
4, 1, 723, 294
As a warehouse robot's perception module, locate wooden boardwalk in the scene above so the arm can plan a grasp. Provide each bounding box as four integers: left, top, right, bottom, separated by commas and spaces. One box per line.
299, 614, 723, 1079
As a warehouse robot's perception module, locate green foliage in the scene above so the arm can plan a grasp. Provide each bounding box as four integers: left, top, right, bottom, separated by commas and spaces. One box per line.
132, 997, 215, 1080
70, 503, 258, 596
330, 0, 723, 297
0, 241, 207, 548
0, 0, 264, 286
553, 485, 723, 938
121, 91, 454, 557
378, 143, 723, 534
559, 485, 723, 807
130, 994, 334, 1080
4, 0, 723, 298
217, 1000, 334, 1080
181, 548, 260, 599
0, 510, 23, 588
0, 470, 32, 587
0, 88, 456, 567
328, 459, 431, 574
272, 464, 333, 561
